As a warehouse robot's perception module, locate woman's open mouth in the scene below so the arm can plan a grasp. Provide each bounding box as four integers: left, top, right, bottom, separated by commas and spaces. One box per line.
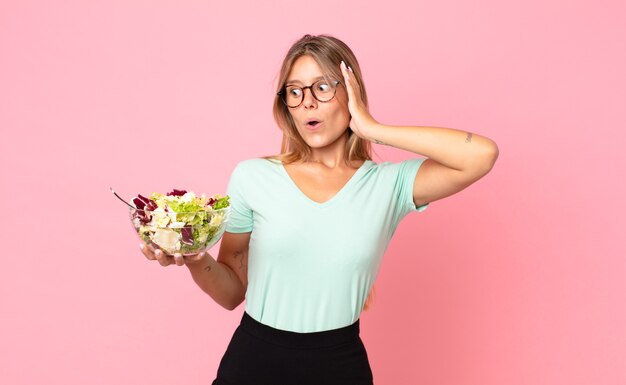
305, 120, 322, 131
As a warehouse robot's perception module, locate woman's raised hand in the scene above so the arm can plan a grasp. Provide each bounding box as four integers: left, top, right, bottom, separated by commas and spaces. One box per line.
139, 241, 208, 267
339, 60, 378, 141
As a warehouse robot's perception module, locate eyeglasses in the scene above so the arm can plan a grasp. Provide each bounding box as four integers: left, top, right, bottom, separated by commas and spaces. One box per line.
277, 79, 341, 108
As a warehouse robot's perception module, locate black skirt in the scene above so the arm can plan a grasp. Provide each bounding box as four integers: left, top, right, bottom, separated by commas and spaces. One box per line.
211, 311, 374, 385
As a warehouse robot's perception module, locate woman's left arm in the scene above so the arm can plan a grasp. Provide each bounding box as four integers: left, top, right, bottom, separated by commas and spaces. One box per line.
365, 124, 499, 207
339, 62, 499, 208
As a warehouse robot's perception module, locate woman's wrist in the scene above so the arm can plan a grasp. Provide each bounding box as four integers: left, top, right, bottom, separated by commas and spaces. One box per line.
185, 252, 215, 270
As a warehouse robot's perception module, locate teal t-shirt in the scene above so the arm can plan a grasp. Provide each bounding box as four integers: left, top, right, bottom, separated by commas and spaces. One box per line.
224, 157, 429, 333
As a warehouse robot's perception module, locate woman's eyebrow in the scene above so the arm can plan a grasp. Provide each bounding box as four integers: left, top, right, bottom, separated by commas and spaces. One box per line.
286, 76, 326, 85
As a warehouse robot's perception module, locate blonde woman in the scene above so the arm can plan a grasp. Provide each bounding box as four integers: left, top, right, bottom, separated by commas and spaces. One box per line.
140, 34, 499, 385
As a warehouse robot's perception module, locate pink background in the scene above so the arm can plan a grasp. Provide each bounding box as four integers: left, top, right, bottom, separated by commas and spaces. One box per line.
1, 1, 624, 384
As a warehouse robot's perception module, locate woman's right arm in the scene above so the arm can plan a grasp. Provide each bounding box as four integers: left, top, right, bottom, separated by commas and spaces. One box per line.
186, 231, 250, 310
140, 231, 250, 311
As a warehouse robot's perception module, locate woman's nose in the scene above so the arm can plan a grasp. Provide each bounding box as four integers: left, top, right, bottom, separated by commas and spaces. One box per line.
302, 87, 317, 108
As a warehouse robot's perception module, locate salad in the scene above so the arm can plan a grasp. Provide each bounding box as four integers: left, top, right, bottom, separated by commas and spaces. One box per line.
130, 189, 230, 255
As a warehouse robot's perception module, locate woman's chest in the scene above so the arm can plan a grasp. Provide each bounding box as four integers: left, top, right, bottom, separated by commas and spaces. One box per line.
248, 193, 391, 269
282, 163, 361, 204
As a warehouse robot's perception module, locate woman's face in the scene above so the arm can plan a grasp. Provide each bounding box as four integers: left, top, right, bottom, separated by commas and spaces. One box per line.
284, 55, 350, 149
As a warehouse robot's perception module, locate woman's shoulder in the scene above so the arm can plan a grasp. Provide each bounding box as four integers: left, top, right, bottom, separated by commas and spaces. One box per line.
237, 156, 280, 164
232, 157, 281, 174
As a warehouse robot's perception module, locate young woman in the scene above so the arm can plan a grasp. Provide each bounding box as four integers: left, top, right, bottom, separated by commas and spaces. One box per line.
139, 34, 499, 385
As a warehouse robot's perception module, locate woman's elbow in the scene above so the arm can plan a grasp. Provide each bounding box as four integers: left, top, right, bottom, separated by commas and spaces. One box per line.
481, 140, 499, 173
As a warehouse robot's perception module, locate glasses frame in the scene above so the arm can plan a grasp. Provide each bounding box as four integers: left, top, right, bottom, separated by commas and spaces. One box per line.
277, 79, 342, 108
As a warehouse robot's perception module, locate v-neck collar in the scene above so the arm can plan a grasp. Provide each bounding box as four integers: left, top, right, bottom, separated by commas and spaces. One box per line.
278, 160, 373, 208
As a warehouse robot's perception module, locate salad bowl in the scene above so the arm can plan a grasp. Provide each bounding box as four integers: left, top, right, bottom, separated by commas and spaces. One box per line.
127, 190, 231, 256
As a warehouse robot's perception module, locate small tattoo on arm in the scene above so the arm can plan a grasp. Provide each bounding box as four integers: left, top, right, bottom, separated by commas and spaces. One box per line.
203, 265, 212, 272
373, 139, 387, 145
234, 250, 245, 269
465, 132, 473, 143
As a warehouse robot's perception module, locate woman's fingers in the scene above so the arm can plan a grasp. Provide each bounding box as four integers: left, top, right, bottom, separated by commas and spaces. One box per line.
154, 248, 168, 266
139, 242, 156, 260
139, 242, 197, 267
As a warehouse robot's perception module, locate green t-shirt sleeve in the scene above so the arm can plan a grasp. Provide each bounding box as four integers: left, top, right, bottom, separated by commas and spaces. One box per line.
396, 158, 429, 220
225, 162, 254, 233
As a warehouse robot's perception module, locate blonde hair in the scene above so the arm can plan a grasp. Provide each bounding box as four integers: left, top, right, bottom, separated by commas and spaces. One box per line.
261, 34, 377, 311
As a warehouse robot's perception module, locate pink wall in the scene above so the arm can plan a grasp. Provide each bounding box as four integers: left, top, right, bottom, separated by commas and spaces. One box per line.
1, 1, 624, 384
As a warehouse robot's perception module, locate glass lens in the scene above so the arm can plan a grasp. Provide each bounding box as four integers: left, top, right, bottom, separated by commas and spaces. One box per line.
312, 79, 337, 102
284, 86, 303, 107
283, 79, 338, 107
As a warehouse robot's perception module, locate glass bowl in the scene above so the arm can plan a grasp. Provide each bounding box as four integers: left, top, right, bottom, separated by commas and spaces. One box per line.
129, 206, 231, 256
